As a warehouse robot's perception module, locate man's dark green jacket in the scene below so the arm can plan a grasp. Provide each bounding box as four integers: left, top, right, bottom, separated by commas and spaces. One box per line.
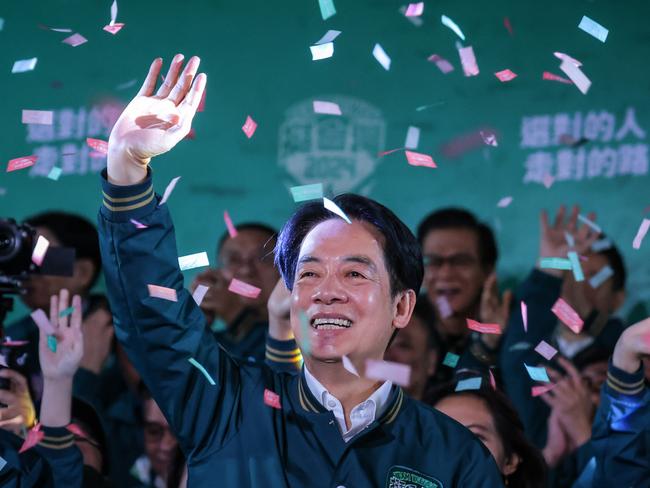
97, 169, 503, 488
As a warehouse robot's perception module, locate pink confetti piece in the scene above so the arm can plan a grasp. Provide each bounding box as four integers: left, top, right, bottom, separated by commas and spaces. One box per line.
242, 116, 257, 138
532, 383, 556, 397
323, 197, 352, 224
497, 196, 513, 208
632, 219, 650, 250
192, 284, 209, 306
147, 284, 178, 302
228, 278, 261, 299
159, 176, 181, 206
224, 210, 238, 238
31, 235, 50, 266
427, 54, 454, 74
405, 150, 437, 168
534, 340, 557, 360
542, 71, 573, 84
86, 138, 108, 155
342, 355, 359, 376
495, 69, 517, 82
103, 23, 124, 34
22, 110, 53, 125
489, 369, 497, 390
458, 46, 479, 77
559, 60, 591, 95
404, 2, 424, 17
364, 359, 411, 387
7, 155, 37, 172
377, 147, 404, 157
130, 219, 148, 229
263, 388, 282, 409
62, 33, 88, 47
467, 318, 502, 335
521, 301, 528, 332
2, 340, 29, 347
435, 296, 453, 319
313, 100, 342, 115
19, 423, 43, 453
30, 309, 55, 335
503, 17, 513, 36
66, 423, 87, 439
542, 174, 554, 189
551, 298, 584, 334
479, 130, 498, 146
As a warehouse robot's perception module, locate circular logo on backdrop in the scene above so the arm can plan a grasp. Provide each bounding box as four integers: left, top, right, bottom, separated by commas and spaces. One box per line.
278, 95, 386, 196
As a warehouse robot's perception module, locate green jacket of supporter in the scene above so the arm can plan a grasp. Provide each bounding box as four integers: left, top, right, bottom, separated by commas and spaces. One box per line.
590, 361, 649, 487
97, 169, 504, 488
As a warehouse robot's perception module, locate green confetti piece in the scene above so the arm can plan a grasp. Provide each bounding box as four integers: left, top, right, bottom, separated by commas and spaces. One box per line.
567, 251, 584, 282
47, 335, 57, 353
58, 306, 75, 318
508, 341, 532, 352
210, 319, 227, 332
188, 357, 216, 385
47, 166, 62, 181
442, 352, 460, 368
318, 0, 336, 20
539, 257, 572, 270
524, 363, 550, 382
290, 183, 323, 203
299, 311, 311, 355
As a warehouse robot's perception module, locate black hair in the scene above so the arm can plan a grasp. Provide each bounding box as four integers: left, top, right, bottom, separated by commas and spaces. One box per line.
593, 236, 626, 291
25, 211, 101, 290
274, 194, 423, 297
217, 222, 278, 259
572, 346, 611, 371
411, 297, 441, 351
71, 397, 110, 476
416, 207, 498, 270
427, 374, 547, 488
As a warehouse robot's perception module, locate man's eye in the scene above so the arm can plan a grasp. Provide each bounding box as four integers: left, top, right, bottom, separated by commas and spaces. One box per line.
299, 271, 316, 279
348, 271, 365, 278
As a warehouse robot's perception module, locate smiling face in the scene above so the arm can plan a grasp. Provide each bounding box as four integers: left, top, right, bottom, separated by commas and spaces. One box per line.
290, 219, 414, 364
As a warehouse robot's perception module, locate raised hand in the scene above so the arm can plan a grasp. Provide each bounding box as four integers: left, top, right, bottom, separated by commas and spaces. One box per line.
479, 272, 512, 348
612, 317, 650, 373
107, 54, 207, 185
267, 279, 293, 341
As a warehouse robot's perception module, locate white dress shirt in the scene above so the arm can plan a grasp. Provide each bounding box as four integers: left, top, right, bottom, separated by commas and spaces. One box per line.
304, 366, 393, 442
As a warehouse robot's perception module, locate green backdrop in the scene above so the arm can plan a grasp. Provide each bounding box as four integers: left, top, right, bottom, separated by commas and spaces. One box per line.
2, 0, 649, 323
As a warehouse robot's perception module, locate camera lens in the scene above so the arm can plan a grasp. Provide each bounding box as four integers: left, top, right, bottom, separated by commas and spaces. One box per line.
0, 222, 18, 261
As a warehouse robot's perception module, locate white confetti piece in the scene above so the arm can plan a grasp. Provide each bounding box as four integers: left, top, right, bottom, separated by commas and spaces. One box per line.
497, 196, 512, 208
310, 42, 334, 61
589, 265, 614, 289
365, 359, 411, 387
372, 43, 391, 70
633, 219, 650, 250
554, 51, 582, 67
342, 355, 359, 376
159, 176, 181, 206
31, 235, 50, 266
178, 252, 210, 271
12, 57, 37, 74
559, 60, 591, 95
577, 214, 601, 234
314, 29, 341, 45
435, 296, 453, 319
323, 197, 352, 224
480, 130, 498, 146
404, 126, 420, 149
441, 14, 465, 40
534, 340, 558, 360
313, 100, 342, 115
192, 284, 209, 306
578, 15, 609, 43
458, 46, 479, 77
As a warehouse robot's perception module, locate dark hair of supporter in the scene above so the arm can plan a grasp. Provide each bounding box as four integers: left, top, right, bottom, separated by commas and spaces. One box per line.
274, 194, 423, 297
216, 222, 278, 259
416, 208, 498, 270
412, 297, 441, 352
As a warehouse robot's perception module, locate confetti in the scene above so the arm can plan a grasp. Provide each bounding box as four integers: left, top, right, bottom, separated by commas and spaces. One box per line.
159, 176, 181, 205
378, 147, 404, 157
441, 14, 465, 40
318, 0, 336, 20
0, 18, 4, 31
19, 424, 44, 454
299, 310, 311, 355
263, 388, 282, 409
147, 284, 178, 302
532, 384, 556, 397
192, 284, 209, 306
365, 359, 411, 387
404, 2, 424, 16
632, 219, 650, 249
22, 110, 53, 125
567, 251, 584, 282
188, 357, 216, 385
503, 17, 513, 36
228, 278, 262, 299
591, 238, 612, 252
489, 370, 497, 390
242, 115, 257, 138
372, 43, 391, 70
67, 423, 87, 439
455, 377, 481, 392
539, 257, 572, 270
521, 301, 528, 332
58, 306, 75, 318
47, 335, 57, 353
497, 196, 512, 208
103, 23, 124, 34
458, 46, 479, 77
30, 309, 55, 335
323, 197, 352, 224
577, 214, 601, 234
435, 296, 453, 319
313, 100, 342, 115
62, 33, 88, 47
405, 150, 437, 168
534, 340, 557, 360
589, 265, 614, 289
564, 231, 575, 248
404, 126, 420, 150
86, 138, 108, 155
342, 355, 359, 376
578, 15, 609, 43
0, 456, 5, 472
314, 29, 341, 45
480, 130, 498, 146
551, 298, 584, 334
442, 352, 460, 368
2, 340, 29, 347
7, 155, 37, 172
524, 364, 550, 382
178, 252, 210, 271
427, 54, 454, 74
554, 52, 582, 66
47, 167, 62, 181
542, 174, 555, 189
495, 69, 517, 82
509, 341, 532, 352
224, 210, 238, 238
559, 60, 591, 95
542, 71, 573, 84
310, 43, 334, 61
467, 318, 502, 334
130, 219, 148, 229
31, 235, 50, 266
290, 183, 323, 202
12, 58, 37, 73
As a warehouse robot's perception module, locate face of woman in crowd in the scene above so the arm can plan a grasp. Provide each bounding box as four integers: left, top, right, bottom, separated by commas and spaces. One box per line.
436, 394, 520, 477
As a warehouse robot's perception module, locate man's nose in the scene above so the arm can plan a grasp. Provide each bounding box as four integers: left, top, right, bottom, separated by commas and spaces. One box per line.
312, 274, 347, 305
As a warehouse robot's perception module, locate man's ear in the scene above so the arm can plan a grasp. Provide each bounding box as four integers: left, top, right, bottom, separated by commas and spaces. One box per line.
73, 258, 96, 291
502, 452, 521, 477
392, 290, 416, 330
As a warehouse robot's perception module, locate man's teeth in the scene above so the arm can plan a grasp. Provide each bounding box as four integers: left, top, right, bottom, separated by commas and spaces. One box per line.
312, 318, 351, 329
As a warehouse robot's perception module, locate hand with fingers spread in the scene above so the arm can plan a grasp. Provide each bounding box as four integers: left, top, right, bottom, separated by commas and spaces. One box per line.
478, 272, 512, 349
0, 369, 37, 435
107, 54, 207, 185
268, 279, 293, 341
